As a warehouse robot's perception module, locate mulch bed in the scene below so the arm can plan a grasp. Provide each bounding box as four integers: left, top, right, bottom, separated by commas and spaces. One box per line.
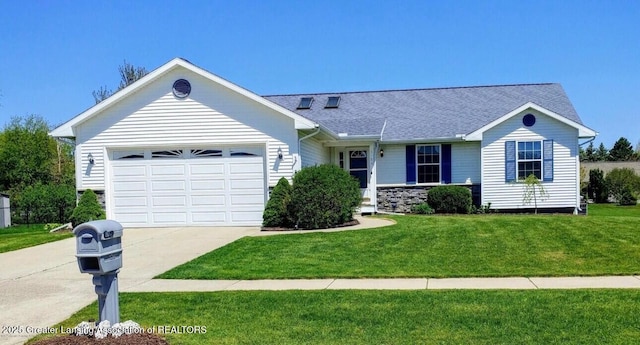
30, 333, 168, 345
261, 219, 359, 231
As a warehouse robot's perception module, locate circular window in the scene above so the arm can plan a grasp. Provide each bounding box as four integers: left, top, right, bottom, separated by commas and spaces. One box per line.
172, 79, 191, 98
523, 114, 536, 127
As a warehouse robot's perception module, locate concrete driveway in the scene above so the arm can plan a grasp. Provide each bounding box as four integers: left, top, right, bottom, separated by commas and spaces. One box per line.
0, 226, 259, 345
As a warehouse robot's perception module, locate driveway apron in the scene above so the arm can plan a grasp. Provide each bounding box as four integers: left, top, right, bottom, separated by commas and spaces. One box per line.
0, 226, 259, 345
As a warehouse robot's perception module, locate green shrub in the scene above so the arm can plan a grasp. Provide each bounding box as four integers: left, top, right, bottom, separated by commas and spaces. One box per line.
70, 189, 106, 227
11, 183, 76, 224
605, 168, 640, 205
618, 187, 638, 206
291, 164, 361, 229
589, 169, 609, 203
411, 203, 434, 215
427, 185, 472, 214
263, 177, 293, 227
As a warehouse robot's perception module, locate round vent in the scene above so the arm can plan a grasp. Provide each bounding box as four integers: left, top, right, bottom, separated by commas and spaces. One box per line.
172, 79, 191, 98
523, 113, 536, 127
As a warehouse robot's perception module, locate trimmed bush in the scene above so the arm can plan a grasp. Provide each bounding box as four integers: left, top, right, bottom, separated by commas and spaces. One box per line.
263, 177, 293, 227
605, 168, 640, 205
291, 164, 361, 229
411, 203, 434, 215
70, 189, 106, 227
427, 185, 472, 214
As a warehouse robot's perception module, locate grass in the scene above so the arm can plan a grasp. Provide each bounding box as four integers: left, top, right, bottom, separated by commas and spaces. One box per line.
588, 202, 640, 217
35, 290, 640, 344
159, 204, 640, 279
0, 224, 73, 253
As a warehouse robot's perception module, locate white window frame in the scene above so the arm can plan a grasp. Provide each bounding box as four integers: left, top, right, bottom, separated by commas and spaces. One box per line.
516, 140, 542, 180
416, 144, 441, 184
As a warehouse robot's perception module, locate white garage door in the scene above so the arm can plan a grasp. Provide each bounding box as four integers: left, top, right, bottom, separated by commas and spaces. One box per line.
109, 148, 265, 227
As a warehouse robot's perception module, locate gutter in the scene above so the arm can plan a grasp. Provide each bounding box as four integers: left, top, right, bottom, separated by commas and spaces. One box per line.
378, 136, 469, 145
579, 136, 596, 147
295, 126, 321, 168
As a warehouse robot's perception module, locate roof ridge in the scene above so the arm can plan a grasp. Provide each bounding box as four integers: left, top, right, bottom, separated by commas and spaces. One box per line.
263, 83, 558, 97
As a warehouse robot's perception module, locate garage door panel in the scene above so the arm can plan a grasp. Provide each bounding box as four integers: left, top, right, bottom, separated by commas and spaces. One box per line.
191, 164, 225, 175
114, 196, 147, 207
151, 165, 185, 176
152, 196, 187, 207
112, 165, 146, 177
113, 211, 148, 225
229, 179, 264, 190
191, 179, 225, 191
192, 211, 227, 223
191, 195, 226, 206
230, 194, 264, 206
231, 210, 263, 222
151, 180, 186, 191
113, 181, 147, 192
152, 212, 188, 224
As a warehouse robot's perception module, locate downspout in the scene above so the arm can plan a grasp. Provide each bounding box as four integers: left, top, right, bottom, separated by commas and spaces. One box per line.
295, 126, 321, 170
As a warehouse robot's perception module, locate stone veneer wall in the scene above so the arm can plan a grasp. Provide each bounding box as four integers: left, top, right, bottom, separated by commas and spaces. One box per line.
377, 185, 481, 213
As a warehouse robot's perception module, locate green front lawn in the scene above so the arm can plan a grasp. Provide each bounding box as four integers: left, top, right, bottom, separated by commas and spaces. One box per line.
39, 290, 640, 344
0, 224, 73, 253
159, 204, 640, 279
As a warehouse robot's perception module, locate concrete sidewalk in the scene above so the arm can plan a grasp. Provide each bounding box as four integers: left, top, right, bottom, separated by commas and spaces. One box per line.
125, 276, 640, 292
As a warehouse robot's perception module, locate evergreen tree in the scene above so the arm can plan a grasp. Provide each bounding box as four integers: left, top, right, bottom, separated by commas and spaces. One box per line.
608, 137, 635, 161
582, 142, 596, 161
595, 142, 609, 161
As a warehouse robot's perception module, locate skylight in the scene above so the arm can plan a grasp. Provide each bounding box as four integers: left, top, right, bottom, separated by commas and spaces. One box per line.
325, 96, 341, 108
297, 97, 314, 109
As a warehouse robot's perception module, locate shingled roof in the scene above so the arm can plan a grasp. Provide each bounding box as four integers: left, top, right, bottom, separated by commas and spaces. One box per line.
264, 83, 583, 142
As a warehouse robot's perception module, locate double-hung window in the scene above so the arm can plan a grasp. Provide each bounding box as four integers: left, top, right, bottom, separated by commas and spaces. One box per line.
417, 145, 440, 183
517, 141, 542, 180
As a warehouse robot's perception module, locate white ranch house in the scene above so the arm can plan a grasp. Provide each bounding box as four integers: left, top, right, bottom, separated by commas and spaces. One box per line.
50, 58, 597, 227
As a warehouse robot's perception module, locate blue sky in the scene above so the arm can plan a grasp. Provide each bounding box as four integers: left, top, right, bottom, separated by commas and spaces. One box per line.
0, 0, 638, 148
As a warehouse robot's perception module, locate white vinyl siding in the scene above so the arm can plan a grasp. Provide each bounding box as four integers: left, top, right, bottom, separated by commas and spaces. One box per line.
376, 143, 480, 185
75, 68, 299, 191
300, 136, 330, 167
452, 142, 481, 184
481, 109, 579, 209
376, 145, 406, 184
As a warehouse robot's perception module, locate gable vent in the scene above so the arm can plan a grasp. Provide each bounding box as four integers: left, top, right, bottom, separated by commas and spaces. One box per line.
297, 97, 314, 109
325, 96, 341, 108
172, 79, 191, 98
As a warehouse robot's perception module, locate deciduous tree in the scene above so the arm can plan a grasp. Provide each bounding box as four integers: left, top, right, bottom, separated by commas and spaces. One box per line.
92, 60, 148, 103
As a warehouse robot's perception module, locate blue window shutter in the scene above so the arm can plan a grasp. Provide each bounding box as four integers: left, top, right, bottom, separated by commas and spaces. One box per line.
543, 139, 554, 181
505, 141, 516, 182
406, 145, 416, 184
441, 144, 452, 184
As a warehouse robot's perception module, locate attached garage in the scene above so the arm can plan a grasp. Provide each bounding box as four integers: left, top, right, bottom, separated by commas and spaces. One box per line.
49, 58, 319, 227
109, 147, 266, 227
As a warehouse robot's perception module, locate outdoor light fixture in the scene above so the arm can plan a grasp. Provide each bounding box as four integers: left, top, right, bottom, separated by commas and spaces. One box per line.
380, 149, 384, 157
88, 153, 95, 165
277, 147, 283, 160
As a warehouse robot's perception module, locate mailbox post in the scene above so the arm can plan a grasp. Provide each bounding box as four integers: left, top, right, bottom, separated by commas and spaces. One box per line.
73, 220, 123, 325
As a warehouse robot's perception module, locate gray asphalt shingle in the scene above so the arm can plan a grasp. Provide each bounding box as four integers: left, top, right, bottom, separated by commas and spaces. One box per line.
264, 83, 582, 141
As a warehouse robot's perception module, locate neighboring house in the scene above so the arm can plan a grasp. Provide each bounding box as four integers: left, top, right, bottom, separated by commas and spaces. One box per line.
50, 58, 597, 227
